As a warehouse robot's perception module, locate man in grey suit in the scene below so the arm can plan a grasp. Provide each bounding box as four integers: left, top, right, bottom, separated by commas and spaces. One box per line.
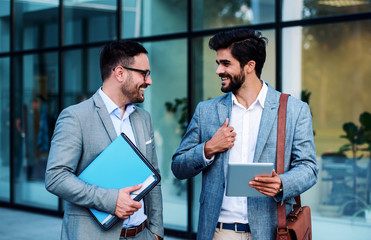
46, 40, 163, 240
172, 29, 318, 240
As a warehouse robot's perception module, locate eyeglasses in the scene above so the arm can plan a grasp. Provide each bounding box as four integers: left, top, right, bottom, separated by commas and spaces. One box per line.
113, 66, 151, 80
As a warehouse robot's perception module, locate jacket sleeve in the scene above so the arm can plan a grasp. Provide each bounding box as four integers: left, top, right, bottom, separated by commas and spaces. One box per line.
145, 114, 164, 238
279, 102, 319, 203
45, 108, 118, 215
171, 104, 210, 180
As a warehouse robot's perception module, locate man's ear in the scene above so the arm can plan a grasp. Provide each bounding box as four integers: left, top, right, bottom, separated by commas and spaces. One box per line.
244, 60, 256, 74
113, 66, 126, 83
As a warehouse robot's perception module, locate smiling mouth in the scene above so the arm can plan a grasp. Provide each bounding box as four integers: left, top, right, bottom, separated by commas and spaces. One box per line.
219, 73, 231, 82
221, 77, 230, 85
140, 84, 147, 91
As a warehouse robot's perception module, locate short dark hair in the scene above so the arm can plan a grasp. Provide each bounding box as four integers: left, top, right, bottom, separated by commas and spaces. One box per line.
209, 28, 268, 78
99, 40, 148, 81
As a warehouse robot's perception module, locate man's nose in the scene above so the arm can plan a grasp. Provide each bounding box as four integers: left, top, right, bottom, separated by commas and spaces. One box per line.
145, 76, 152, 86
216, 65, 225, 75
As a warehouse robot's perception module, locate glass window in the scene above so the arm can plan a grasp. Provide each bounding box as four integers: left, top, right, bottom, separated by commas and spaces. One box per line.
283, 0, 371, 21
0, 57, 10, 202
14, 0, 59, 51
193, 0, 275, 30
283, 20, 371, 239
123, 0, 187, 38
13, 52, 59, 210
62, 48, 102, 108
0, 0, 10, 52
141, 39, 188, 231
64, 0, 116, 45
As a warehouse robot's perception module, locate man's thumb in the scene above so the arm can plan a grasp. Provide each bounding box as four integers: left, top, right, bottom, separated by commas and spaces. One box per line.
223, 118, 229, 127
126, 183, 143, 193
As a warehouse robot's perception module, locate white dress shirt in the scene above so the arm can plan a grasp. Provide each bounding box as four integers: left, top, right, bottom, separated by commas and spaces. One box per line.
218, 81, 268, 224
99, 88, 147, 228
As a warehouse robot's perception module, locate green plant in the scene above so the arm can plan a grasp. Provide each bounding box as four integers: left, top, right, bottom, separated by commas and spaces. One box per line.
320, 112, 371, 216
359, 112, 371, 203
339, 112, 371, 204
165, 97, 188, 137
301, 89, 315, 136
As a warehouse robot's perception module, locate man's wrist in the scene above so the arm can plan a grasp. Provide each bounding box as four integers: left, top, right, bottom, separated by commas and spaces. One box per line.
204, 140, 215, 159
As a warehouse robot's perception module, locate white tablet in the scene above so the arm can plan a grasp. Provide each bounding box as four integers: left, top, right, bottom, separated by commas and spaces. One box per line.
226, 162, 274, 197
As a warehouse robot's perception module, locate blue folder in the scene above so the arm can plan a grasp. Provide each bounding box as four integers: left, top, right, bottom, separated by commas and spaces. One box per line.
78, 133, 161, 230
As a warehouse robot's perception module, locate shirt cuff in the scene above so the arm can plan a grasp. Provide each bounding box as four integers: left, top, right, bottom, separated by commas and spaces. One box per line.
203, 145, 215, 165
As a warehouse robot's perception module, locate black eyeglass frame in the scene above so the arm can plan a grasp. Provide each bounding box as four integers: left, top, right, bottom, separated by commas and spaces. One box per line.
113, 66, 151, 80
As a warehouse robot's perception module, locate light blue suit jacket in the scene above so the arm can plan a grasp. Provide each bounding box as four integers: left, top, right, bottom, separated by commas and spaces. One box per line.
172, 84, 318, 240
45, 90, 163, 240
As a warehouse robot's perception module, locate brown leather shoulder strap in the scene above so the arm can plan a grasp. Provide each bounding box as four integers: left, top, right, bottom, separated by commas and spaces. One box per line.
276, 93, 289, 239
276, 93, 289, 175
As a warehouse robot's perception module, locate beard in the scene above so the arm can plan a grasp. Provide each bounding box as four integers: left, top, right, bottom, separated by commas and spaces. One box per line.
121, 74, 145, 103
220, 70, 245, 93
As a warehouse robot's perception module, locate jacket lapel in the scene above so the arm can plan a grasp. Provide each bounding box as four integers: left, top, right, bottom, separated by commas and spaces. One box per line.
93, 90, 117, 142
253, 84, 280, 162
217, 93, 232, 126
216, 93, 232, 176
129, 110, 146, 156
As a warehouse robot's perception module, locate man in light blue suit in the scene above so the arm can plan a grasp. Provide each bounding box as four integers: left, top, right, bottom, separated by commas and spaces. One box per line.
172, 29, 318, 240
46, 40, 163, 240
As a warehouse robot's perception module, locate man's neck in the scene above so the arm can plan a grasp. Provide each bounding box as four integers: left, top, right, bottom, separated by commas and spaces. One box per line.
101, 84, 129, 112
233, 77, 262, 109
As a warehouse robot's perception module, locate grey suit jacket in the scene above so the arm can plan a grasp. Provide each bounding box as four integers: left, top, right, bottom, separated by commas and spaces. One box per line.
45, 90, 163, 240
172, 83, 318, 240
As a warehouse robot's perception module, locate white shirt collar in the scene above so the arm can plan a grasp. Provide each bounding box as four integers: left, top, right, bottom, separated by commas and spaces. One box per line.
231, 80, 268, 110
98, 87, 136, 118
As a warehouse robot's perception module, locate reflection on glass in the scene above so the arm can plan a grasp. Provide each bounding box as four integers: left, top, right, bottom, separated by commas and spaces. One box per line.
193, 0, 275, 30
142, 39, 188, 231
123, 0, 187, 38
63, 48, 101, 108
0, 0, 10, 52
14, 0, 59, 50
283, 20, 371, 239
283, 0, 371, 21
0, 57, 10, 202
13, 53, 59, 209
64, 0, 116, 45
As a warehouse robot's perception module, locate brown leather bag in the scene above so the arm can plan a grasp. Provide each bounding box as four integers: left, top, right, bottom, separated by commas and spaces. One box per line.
276, 93, 312, 240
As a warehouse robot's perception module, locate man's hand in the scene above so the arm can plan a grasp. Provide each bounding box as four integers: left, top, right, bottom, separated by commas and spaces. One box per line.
248, 170, 282, 197
114, 184, 143, 219
204, 118, 236, 159
154, 234, 162, 240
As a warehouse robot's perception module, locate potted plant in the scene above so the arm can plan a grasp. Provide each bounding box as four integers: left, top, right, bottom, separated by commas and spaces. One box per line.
319, 112, 371, 217
341, 112, 371, 215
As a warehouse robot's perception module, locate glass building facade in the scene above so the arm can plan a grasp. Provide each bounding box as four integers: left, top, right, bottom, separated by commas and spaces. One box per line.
0, 0, 370, 239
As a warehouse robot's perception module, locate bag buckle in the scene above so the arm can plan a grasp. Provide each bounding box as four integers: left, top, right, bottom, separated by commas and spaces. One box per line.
277, 227, 289, 233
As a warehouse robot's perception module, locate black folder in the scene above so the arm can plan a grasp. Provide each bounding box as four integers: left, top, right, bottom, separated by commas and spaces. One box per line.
78, 133, 161, 230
